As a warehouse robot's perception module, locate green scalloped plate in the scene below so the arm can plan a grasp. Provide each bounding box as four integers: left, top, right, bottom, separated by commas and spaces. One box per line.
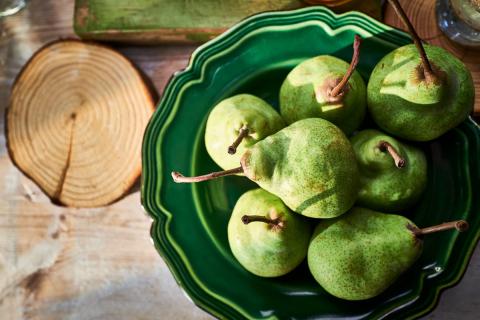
141, 6, 480, 319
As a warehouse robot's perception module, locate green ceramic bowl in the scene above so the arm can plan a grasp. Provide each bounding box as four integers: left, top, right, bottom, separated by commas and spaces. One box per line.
141, 6, 480, 319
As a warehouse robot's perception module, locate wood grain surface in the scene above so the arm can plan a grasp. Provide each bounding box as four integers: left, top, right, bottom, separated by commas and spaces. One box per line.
7, 40, 154, 207
0, 1, 479, 319
73, 0, 382, 43
74, 0, 304, 43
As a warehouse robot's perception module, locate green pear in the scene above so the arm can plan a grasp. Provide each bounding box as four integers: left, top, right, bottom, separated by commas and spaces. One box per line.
367, 0, 474, 141
308, 207, 468, 300
205, 94, 285, 170
228, 188, 311, 277
351, 129, 427, 211
173, 118, 359, 219
280, 35, 366, 135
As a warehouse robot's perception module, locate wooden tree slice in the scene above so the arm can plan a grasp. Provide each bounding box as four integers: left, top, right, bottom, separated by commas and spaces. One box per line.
6, 40, 154, 207
384, 0, 480, 115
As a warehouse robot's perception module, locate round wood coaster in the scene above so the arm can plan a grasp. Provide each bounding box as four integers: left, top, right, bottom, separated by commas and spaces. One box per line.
384, 0, 480, 114
6, 40, 154, 207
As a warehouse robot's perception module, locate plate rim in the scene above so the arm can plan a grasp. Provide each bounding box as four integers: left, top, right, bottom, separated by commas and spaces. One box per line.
141, 6, 480, 320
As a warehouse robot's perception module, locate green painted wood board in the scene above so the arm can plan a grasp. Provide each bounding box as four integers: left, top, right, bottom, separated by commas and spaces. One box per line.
74, 0, 305, 43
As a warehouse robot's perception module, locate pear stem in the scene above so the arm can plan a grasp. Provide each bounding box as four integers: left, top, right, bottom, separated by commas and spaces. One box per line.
171, 166, 243, 183
228, 126, 249, 155
329, 34, 362, 97
387, 0, 436, 82
416, 220, 469, 236
241, 215, 281, 226
378, 141, 406, 168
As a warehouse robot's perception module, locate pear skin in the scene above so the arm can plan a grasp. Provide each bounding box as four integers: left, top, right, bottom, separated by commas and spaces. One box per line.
308, 207, 468, 300
228, 188, 311, 277
280, 36, 366, 135
205, 94, 285, 170
351, 129, 427, 211
308, 207, 420, 301
367, 45, 473, 141
241, 118, 359, 218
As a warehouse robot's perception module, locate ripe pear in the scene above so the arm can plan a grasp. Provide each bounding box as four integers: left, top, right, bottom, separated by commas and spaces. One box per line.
351, 129, 427, 211
173, 118, 359, 219
280, 35, 366, 135
228, 188, 311, 277
367, 0, 474, 141
308, 207, 468, 300
205, 94, 285, 170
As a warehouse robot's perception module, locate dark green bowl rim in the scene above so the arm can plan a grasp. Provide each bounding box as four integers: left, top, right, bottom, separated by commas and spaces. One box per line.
141, 6, 480, 319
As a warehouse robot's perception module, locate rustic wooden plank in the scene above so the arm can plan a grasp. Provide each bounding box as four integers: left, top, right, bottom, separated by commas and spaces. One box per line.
74, 0, 305, 43
383, 0, 480, 115
0, 192, 213, 320
73, 0, 382, 44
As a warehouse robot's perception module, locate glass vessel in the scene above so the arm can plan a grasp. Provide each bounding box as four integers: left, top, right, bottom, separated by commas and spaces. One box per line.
437, 0, 480, 47
0, 0, 26, 17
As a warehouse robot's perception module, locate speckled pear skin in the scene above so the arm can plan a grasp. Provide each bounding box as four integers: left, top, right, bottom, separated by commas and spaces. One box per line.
227, 188, 311, 277
351, 129, 427, 212
240, 118, 359, 218
279, 55, 366, 135
205, 94, 285, 170
367, 44, 474, 141
308, 207, 422, 301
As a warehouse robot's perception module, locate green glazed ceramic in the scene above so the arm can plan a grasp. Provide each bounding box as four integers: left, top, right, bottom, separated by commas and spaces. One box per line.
141, 6, 480, 320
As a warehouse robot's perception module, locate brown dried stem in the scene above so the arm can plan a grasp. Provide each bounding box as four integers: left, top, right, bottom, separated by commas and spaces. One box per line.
416, 220, 469, 236
387, 0, 436, 82
330, 34, 362, 97
171, 166, 243, 183
378, 141, 406, 168
241, 215, 281, 226
228, 126, 249, 155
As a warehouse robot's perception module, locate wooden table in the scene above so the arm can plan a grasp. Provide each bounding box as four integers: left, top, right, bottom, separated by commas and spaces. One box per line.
0, 1, 478, 319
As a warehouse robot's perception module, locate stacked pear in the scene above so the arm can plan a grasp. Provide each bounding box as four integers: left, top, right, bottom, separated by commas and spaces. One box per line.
174, 118, 360, 219
228, 189, 311, 277
351, 129, 427, 212
367, 0, 474, 141
205, 94, 284, 170
280, 35, 366, 135
308, 207, 468, 300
